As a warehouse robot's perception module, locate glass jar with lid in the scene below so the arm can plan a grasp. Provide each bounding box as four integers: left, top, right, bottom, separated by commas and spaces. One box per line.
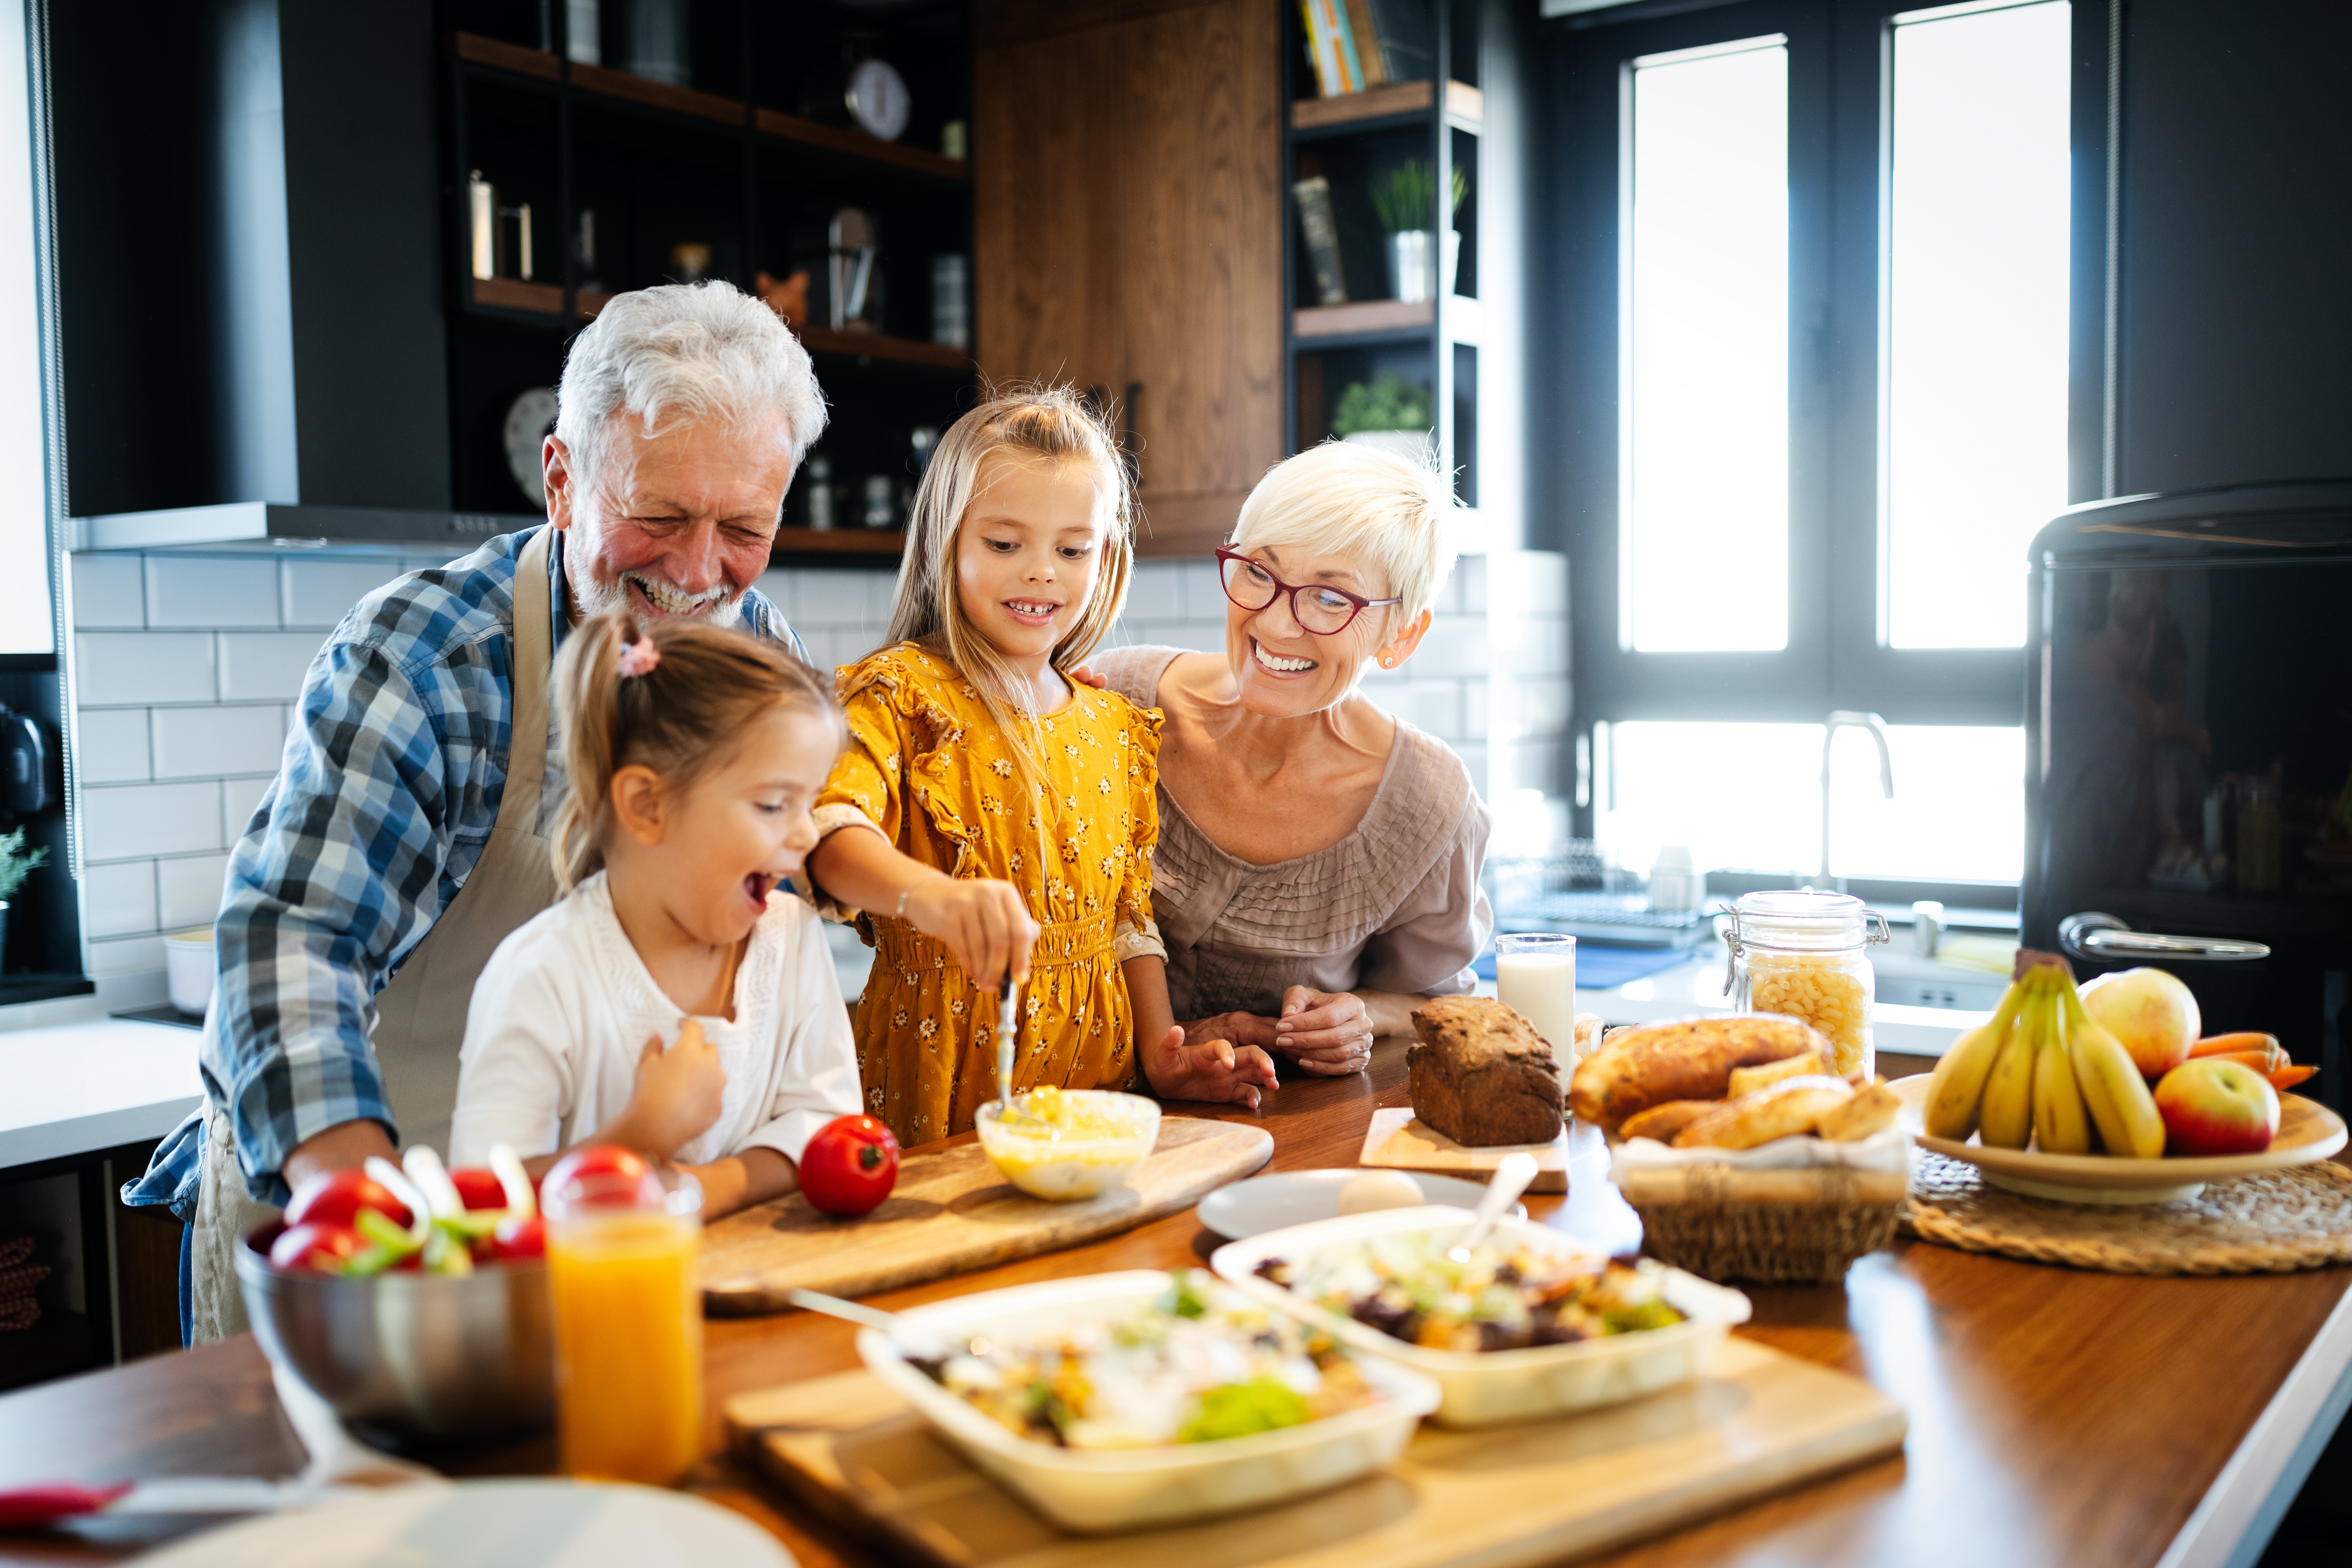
1724, 891, 1890, 1080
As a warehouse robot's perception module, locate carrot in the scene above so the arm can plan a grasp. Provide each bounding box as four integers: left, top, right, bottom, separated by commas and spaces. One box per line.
2269, 1065, 2318, 1092
2201, 1050, 2282, 1075
2192, 1032, 2281, 1060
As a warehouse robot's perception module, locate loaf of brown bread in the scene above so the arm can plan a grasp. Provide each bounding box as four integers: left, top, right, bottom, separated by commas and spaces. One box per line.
1569, 1014, 1828, 1131
1406, 997, 1565, 1146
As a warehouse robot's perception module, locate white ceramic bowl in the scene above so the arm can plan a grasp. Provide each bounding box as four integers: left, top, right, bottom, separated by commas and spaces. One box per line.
855, 1270, 1439, 1533
974, 1090, 1160, 1200
164, 927, 214, 1017
1211, 1206, 1751, 1428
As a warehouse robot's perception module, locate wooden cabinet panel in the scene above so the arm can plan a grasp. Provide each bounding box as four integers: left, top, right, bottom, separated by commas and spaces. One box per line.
976, 0, 1281, 557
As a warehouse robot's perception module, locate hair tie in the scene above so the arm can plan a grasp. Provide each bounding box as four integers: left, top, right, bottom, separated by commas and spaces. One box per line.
616, 636, 661, 679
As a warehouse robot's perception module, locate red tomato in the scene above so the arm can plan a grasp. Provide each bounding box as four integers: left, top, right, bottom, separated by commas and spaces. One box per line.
485, 1213, 546, 1261
283, 1169, 413, 1232
269, 1221, 366, 1273
447, 1167, 509, 1212
541, 1145, 655, 1211
799, 1115, 899, 1218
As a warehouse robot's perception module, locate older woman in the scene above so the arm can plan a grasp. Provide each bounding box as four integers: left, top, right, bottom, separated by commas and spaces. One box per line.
1090, 442, 1491, 1077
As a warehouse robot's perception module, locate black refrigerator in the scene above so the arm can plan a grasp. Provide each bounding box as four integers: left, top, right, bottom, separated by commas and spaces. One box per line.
2023, 480, 2352, 1112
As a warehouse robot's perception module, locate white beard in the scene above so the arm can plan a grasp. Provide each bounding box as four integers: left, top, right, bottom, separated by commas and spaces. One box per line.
572, 567, 745, 627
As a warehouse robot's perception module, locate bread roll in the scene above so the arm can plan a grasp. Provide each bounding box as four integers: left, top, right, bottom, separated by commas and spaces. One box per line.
1727, 1050, 1829, 1098
1671, 1076, 1855, 1151
1569, 1014, 1828, 1130
1618, 1100, 1718, 1144
1815, 1081, 1901, 1142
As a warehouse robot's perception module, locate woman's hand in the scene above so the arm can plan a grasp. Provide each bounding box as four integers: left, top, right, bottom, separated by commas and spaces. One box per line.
1182, 1011, 1281, 1052
609, 1020, 726, 1158
903, 876, 1040, 989
1141, 1024, 1278, 1111
1272, 986, 1375, 1076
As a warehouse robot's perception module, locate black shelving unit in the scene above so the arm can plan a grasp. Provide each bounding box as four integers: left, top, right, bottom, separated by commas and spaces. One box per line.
1280, 0, 1494, 516
439, 3, 976, 560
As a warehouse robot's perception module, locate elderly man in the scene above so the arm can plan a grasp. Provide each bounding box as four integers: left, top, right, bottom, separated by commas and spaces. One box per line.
126, 283, 825, 1340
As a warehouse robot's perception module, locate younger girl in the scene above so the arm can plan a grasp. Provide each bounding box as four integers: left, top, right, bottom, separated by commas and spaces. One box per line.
450, 613, 861, 1217
805, 386, 1278, 1145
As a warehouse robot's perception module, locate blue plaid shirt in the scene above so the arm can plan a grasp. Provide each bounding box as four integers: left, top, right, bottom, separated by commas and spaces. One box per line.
126, 527, 807, 1215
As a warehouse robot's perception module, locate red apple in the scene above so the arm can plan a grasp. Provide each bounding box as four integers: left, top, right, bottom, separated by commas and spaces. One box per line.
484, 1213, 545, 1261
541, 1145, 655, 1212
446, 1167, 509, 1212
2082, 968, 2202, 1079
268, 1221, 366, 1273
2153, 1058, 2280, 1156
283, 1169, 413, 1232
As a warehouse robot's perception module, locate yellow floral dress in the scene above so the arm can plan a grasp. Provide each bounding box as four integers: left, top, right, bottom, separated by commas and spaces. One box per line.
812, 643, 1164, 1147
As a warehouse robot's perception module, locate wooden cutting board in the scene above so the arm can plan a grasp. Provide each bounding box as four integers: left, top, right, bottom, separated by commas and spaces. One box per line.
726, 1337, 1906, 1568
1357, 1106, 1571, 1193
698, 1117, 1273, 1315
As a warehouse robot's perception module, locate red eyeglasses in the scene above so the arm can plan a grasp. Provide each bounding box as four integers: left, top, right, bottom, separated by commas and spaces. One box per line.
1214, 548, 1401, 635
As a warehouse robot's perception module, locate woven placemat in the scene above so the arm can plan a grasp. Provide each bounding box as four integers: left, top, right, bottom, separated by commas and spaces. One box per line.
1900, 1150, 2352, 1275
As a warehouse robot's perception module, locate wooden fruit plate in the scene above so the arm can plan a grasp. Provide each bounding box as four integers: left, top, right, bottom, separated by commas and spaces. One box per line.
1889, 1074, 2347, 1204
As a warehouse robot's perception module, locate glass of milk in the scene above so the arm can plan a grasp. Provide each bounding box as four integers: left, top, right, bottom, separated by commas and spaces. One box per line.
1495, 933, 1578, 1071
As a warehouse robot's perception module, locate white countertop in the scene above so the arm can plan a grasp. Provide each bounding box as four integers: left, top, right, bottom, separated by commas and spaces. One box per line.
0, 1016, 204, 1170
1485, 951, 1988, 1060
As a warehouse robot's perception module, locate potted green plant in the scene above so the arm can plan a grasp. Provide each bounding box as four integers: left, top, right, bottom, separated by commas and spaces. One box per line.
1370, 160, 1469, 304
0, 828, 48, 971
1330, 374, 1434, 465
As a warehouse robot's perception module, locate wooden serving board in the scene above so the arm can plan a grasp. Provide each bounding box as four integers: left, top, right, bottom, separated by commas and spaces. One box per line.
1357, 1106, 1571, 1193
726, 1338, 1906, 1568
698, 1117, 1273, 1315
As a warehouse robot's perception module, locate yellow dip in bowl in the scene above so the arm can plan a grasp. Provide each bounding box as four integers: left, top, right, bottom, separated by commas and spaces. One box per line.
976, 1088, 1161, 1200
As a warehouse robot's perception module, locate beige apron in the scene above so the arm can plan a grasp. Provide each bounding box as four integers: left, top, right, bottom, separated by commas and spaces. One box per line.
190, 527, 562, 1341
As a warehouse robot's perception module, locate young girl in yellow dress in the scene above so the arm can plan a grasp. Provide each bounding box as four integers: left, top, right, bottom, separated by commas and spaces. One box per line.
803, 387, 1277, 1145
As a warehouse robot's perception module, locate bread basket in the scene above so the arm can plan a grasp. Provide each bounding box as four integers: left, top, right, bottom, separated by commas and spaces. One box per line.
1613, 1148, 1908, 1286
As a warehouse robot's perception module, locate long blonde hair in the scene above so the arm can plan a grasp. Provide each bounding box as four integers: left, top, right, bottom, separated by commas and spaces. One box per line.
879, 383, 1135, 781
550, 612, 841, 890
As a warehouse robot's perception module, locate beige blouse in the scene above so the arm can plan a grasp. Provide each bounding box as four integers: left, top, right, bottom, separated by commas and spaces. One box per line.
1093, 645, 1493, 1023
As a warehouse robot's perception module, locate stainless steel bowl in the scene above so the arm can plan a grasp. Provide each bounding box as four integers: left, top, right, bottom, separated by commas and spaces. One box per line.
236, 1222, 555, 1439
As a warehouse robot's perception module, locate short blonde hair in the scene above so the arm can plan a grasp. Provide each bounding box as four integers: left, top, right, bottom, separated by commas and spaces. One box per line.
1228, 440, 1458, 628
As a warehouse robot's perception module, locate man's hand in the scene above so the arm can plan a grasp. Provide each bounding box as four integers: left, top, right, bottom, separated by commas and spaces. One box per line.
1272, 986, 1375, 1076
282, 1118, 400, 1198
903, 876, 1039, 989
607, 1020, 727, 1158
1142, 1024, 1278, 1112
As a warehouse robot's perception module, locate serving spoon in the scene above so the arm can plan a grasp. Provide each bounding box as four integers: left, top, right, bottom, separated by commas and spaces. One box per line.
1448, 1152, 1541, 1264
787, 1289, 991, 1361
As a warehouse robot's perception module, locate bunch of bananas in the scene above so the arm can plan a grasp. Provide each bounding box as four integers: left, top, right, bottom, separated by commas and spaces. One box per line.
1923, 959, 2166, 1158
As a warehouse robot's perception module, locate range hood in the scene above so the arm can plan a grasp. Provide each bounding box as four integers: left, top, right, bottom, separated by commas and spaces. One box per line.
71, 503, 540, 553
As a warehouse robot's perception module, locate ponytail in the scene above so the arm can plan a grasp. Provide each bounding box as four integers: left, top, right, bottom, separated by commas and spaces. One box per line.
549, 611, 840, 890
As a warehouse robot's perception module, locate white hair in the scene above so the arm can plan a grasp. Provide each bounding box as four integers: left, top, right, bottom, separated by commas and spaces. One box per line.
1228, 439, 1459, 626
555, 282, 828, 489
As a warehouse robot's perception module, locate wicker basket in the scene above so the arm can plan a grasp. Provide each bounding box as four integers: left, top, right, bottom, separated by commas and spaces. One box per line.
1617, 1165, 1907, 1286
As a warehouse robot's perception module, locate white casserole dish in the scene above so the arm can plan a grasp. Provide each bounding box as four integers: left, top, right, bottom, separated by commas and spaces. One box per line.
854, 1270, 1441, 1534
1210, 1206, 1752, 1428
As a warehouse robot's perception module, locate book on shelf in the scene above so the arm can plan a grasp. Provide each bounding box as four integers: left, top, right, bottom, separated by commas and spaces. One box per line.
1341, 0, 1391, 87
1292, 176, 1349, 306
1298, 0, 1362, 97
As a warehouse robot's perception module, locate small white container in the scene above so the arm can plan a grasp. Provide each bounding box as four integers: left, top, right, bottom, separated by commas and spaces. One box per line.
1212, 1206, 1751, 1428
164, 927, 215, 1017
855, 1271, 1440, 1533
974, 1090, 1158, 1200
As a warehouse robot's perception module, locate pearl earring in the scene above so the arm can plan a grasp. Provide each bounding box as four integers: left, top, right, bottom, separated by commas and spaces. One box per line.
1378, 652, 1394, 668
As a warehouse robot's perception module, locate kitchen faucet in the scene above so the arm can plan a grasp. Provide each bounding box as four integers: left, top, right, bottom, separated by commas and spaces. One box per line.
1809, 711, 1894, 891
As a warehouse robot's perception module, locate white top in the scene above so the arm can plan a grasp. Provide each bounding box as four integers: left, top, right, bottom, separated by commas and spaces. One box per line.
451, 872, 862, 1170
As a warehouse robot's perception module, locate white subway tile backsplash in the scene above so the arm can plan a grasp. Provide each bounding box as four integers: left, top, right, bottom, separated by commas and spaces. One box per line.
1179, 561, 1231, 623
1379, 680, 1463, 741
1455, 554, 1488, 616
217, 631, 328, 701
222, 775, 275, 842
151, 703, 289, 781
144, 555, 281, 628
82, 781, 224, 861
82, 859, 158, 939
75, 632, 217, 706
1463, 677, 1490, 741
282, 557, 411, 630
70, 554, 144, 629
86, 933, 165, 977
158, 853, 233, 930
75, 707, 150, 783
1403, 617, 1488, 678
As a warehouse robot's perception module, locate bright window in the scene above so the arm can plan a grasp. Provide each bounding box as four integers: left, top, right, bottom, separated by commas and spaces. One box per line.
1599, 720, 2024, 884
0, 0, 52, 656
1883, 0, 2071, 648
1620, 36, 1788, 653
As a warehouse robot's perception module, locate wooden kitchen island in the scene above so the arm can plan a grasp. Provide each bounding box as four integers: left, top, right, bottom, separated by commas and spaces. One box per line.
3, 1038, 2347, 1568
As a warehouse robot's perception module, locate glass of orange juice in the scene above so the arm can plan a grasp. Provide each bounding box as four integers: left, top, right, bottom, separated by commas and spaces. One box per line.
543, 1161, 704, 1485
